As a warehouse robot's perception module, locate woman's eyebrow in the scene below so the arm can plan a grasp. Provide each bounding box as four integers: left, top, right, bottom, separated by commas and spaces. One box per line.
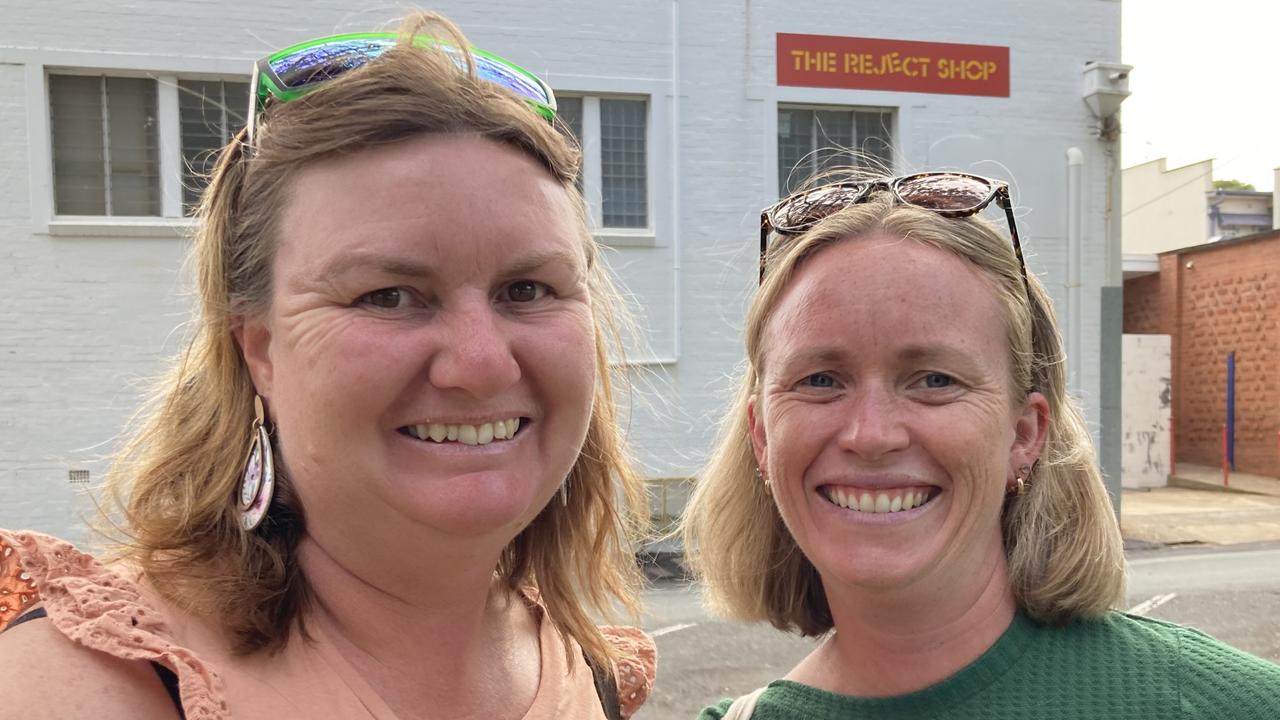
502, 247, 584, 278
316, 247, 582, 284
897, 344, 983, 371
317, 252, 436, 283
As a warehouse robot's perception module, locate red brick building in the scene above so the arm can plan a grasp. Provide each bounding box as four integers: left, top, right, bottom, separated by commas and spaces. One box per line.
1124, 230, 1280, 476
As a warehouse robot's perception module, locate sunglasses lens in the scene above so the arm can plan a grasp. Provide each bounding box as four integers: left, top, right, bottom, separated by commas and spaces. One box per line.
269, 37, 395, 89
896, 173, 994, 212
771, 184, 867, 230
466, 51, 552, 108
265, 37, 552, 117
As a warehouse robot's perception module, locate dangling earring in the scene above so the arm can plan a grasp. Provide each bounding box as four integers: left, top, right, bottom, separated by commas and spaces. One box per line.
560, 474, 570, 506
238, 394, 276, 531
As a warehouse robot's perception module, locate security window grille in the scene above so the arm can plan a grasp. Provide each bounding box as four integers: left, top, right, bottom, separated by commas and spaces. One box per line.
179, 80, 249, 213
49, 75, 160, 216
777, 106, 894, 196
599, 98, 647, 228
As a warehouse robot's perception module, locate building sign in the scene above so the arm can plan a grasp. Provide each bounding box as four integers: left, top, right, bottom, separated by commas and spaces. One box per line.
777, 33, 1010, 98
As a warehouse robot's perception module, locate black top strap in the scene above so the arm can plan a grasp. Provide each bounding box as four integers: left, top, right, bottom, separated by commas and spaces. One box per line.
152, 663, 185, 718
584, 650, 622, 720
3, 606, 185, 719
5, 606, 49, 629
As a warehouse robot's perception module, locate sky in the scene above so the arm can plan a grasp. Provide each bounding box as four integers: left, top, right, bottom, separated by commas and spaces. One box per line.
1121, 0, 1279, 191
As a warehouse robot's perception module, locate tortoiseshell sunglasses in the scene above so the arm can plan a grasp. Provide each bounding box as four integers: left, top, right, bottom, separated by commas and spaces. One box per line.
758, 172, 1029, 296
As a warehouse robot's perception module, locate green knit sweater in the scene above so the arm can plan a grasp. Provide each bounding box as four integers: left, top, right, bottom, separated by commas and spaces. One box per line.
698, 613, 1280, 719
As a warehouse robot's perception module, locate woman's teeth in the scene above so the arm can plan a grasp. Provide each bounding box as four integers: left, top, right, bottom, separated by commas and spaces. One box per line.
404, 418, 521, 446
824, 486, 933, 514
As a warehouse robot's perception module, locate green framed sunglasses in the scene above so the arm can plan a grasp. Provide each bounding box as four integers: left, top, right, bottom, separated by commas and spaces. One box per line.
246, 31, 557, 150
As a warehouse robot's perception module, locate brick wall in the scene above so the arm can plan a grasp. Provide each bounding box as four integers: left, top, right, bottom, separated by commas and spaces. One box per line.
1177, 235, 1280, 475
1123, 273, 1162, 334
1129, 233, 1280, 476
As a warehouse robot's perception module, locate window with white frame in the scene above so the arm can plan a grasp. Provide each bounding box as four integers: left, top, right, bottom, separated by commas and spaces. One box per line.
555, 94, 649, 230
48, 72, 249, 218
178, 79, 249, 213
777, 105, 894, 196
49, 75, 161, 216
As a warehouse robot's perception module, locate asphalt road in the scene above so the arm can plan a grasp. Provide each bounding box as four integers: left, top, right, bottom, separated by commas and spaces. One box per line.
635, 542, 1280, 720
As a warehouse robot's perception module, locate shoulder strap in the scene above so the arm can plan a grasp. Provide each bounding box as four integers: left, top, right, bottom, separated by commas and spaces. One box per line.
3, 606, 48, 630
151, 663, 186, 719
584, 650, 622, 720
723, 687, 767, 720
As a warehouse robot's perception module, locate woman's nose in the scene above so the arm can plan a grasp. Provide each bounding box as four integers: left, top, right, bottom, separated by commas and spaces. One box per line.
426, 301, 522, 399
836, 387, 910, 460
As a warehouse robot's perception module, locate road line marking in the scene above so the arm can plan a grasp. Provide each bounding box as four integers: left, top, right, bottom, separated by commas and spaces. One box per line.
651, 622, 696, 637
1127, 592, 1178, 616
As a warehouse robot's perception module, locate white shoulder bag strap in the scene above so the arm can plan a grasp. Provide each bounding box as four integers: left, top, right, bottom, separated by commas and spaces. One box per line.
722, 687, 767, 720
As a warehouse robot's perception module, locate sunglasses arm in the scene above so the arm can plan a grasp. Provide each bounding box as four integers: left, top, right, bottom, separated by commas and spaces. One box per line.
759, 214, 772, 284
997, 193, 1032, 299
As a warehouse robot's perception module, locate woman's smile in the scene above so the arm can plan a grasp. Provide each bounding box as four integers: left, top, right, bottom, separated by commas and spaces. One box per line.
818, 484, 939, 515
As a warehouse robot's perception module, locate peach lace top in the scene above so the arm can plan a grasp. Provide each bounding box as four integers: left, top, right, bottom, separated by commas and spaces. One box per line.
0, 530, 655, 720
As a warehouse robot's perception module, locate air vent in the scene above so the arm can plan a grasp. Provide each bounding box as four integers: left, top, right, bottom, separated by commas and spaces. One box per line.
68, 469, 90, 484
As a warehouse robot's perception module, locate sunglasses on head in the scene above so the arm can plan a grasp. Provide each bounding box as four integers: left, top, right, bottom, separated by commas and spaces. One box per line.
758, 172, 1030, 296
246, 32, 557, 152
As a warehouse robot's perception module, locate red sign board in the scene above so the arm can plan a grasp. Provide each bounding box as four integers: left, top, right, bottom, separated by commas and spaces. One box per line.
777, 33, 1010, 98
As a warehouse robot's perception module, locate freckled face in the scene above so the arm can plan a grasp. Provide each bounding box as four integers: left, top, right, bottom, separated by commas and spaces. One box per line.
750, 234, 1041, 595
240, 134, 596, 552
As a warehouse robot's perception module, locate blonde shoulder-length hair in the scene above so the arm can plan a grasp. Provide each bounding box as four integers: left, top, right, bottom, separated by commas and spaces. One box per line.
100, 11, 648, 665
682, 188, 1124, 635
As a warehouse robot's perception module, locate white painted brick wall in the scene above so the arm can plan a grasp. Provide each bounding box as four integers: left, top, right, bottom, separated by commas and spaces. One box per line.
0, 0, 1120, 536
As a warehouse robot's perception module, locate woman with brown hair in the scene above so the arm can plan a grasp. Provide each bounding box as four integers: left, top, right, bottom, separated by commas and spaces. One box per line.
682, 171, 1280, 719
0, 12, 654, 719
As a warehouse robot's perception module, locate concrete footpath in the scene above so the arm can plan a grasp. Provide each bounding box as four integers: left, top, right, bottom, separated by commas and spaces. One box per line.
1122, 463, 1280, 547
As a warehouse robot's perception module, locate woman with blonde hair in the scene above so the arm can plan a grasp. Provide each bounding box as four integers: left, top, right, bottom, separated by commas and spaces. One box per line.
683, 171, 1280, 718
0, 12, 654, 719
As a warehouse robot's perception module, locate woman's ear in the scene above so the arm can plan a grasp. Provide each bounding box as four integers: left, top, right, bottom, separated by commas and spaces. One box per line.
1012, 390, 1051, 469
748, 396, 768, 474
233, 315, 274, 398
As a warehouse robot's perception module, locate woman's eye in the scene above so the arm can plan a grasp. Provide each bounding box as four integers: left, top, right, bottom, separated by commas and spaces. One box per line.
920, 373, 955, 389
505, 281, 549, 303
802, 373, 837, 389
357, 287, 416, 309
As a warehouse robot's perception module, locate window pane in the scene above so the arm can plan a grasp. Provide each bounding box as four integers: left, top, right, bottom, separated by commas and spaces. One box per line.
180, 80, 249, 213
555, 95, 584, 193
813, 109, 855, 170
777, 108, 814, 196
600, 98, 647, 228
855, 110, 894, 172
556, 95, 583, 143
778, 106, 896, 196
49, 75, 107, 215
105, 77, 160, 215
